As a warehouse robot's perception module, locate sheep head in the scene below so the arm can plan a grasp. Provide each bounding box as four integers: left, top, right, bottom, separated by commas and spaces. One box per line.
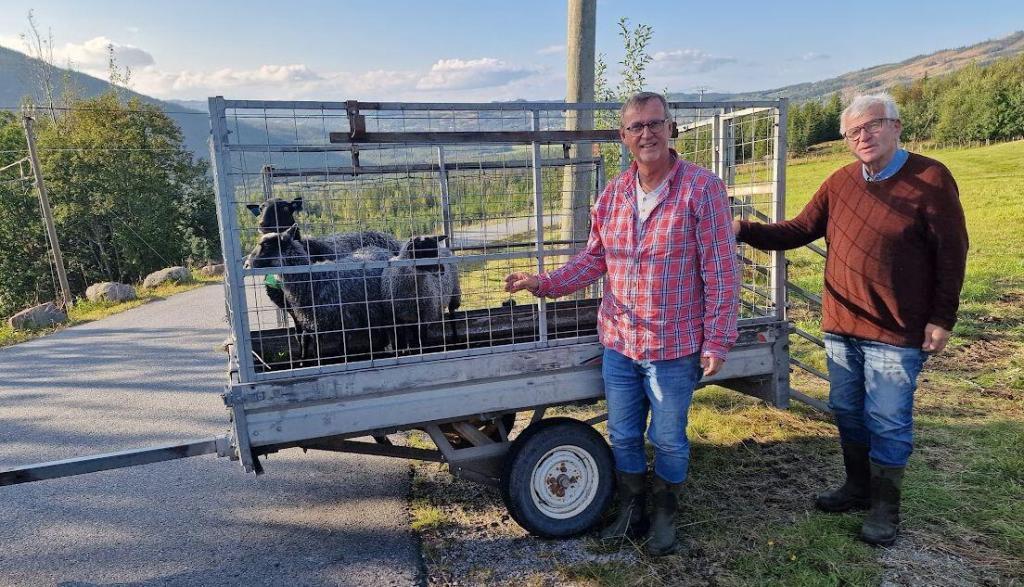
245, 224, 304, 269
246, 197, 304, 234
400, 235, 449, 273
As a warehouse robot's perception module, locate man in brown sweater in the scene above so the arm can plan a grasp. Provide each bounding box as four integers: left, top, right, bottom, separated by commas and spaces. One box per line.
734, 93, 968, 546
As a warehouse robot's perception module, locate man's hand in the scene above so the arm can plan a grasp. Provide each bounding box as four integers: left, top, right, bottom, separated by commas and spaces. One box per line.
701, 354, 724, 377
922, 323, 951, 353
731, 219, 741, 236
504, 272, 540, 295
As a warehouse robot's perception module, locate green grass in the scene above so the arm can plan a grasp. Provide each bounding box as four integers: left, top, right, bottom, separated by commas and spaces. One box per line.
0, 270, 221, 347
410, 499, 449, 532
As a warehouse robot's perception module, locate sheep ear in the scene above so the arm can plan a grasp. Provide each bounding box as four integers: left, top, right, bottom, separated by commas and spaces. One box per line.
290, 197, 303, 212
246, 203, 261, 215
283, 224, 299, 241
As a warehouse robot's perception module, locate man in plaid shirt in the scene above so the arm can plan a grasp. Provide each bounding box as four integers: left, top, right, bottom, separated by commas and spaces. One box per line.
505, 92, 739, 556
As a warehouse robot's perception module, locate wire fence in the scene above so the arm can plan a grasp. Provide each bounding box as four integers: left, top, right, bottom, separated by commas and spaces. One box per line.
210, 99, 788, 382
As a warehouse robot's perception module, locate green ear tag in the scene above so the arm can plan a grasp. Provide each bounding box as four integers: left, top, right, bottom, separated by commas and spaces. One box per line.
264, 274, 281, 288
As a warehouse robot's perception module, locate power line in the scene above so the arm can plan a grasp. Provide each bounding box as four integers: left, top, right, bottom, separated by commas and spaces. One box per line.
1, 147, 195, 154
0, 105, 210, 116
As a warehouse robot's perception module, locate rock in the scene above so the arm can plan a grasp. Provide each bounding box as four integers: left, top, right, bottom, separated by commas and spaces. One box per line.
8, 302, 67, 329
142, 266, 192, 288
85, 282, 137, 303
199, 263, 225, 277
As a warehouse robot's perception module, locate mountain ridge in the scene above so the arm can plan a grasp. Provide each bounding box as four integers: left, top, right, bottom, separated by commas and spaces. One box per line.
3, 30, 1023, 158
668, 31, 1024, 102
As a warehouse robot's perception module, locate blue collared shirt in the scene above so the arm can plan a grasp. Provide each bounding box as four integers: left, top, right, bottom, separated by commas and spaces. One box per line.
863, 148, 909, 182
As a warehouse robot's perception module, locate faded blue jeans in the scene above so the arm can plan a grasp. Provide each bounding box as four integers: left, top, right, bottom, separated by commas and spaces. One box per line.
602, 348, 703, 484
824, 333, 929, 467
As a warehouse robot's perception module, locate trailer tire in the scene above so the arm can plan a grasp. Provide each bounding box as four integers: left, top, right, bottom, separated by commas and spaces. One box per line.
499, 417, 614, 538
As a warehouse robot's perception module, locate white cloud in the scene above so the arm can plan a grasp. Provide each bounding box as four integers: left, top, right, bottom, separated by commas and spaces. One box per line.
1, 35, 554, 101
0, 34, 27, 52
537, 44, 565, 55
800, 51, 830, 61
652, 48, 737, 73
416, 58, 538, 91
54, 36, 155, 72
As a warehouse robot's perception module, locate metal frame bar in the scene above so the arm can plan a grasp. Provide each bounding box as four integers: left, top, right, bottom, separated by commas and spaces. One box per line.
220, 98, 784, 111
0, 436, 229, 486
530, 111, 549, 345
209, 96, 257, 383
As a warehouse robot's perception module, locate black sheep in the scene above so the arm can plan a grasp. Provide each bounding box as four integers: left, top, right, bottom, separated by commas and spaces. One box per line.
245, 225, 396, 362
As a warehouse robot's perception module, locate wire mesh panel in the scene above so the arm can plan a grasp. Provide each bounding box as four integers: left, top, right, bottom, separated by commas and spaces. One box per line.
209, 99, 787, 384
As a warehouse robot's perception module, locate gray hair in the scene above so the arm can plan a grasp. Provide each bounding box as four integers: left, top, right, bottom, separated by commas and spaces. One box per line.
840, 93, 900, 134
620, 91, 670, 124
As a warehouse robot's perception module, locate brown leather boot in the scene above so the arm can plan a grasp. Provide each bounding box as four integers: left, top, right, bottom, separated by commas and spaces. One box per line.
860, 462, 904, 546
599, 471, 647, 540
643, 475, 684, 556
815, 443, 871, 512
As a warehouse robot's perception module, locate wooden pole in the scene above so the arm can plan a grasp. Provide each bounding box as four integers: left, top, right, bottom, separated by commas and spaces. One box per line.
23, 113, 73, 309
561, 0, 597, 255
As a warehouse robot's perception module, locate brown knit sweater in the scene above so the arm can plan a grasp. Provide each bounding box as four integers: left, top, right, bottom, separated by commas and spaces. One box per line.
738, 152, 968, 347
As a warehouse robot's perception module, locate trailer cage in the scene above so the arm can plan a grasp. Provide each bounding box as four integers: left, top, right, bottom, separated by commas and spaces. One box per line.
1, 97, 832, 538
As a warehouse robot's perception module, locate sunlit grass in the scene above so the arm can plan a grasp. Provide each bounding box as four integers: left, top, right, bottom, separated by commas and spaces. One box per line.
0, 270, 221, 347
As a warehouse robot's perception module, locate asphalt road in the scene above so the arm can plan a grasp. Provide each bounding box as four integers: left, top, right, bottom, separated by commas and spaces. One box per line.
0, 285, 421, 586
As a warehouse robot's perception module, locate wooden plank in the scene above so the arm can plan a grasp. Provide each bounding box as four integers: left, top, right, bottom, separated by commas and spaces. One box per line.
331, 129, 623, 145
729, 182, 775, 197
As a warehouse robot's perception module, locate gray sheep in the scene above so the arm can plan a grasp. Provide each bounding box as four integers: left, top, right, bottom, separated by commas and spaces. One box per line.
245, 225, 397, 362
381, 235, 462, 352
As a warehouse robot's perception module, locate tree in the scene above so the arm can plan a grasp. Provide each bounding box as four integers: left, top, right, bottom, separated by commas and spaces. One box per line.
35, 93, 220, 287
0, 112, 53, 318
0, 92, 221, 319
593, 18, 656, 177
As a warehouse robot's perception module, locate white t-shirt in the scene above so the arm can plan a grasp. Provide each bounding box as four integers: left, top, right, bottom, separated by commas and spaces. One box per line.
635, 174, 670, 228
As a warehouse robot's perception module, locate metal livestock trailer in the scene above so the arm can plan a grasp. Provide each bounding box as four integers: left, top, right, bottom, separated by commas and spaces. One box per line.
1, 98, 830, 538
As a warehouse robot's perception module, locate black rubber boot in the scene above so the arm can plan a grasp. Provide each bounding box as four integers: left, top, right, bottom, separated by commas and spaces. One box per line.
860, 462, 905, 546
599, 471, 648, 540
815, 443, 871, 513
643, 475, 684, 556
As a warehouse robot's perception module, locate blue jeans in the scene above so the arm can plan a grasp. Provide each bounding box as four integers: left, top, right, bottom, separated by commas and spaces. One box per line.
824, 333, 929, 467
602, 348, 702, 483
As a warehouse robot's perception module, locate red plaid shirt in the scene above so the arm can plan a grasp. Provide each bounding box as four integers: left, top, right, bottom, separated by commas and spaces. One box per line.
536, 154, 739, 361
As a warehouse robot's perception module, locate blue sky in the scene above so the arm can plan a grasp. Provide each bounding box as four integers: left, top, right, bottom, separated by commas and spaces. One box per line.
1, 0, 1021, 101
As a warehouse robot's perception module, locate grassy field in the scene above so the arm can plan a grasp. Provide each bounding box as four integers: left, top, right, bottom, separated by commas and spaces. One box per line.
410, 141, 1024, 586
0, 271, 222, 347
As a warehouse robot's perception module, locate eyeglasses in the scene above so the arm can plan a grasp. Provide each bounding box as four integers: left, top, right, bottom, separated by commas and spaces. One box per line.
843, 118, 894, 141
623, 119, 668, 136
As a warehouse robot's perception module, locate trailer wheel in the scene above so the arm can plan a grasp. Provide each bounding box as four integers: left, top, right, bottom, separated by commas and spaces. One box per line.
499, 417, 614, 538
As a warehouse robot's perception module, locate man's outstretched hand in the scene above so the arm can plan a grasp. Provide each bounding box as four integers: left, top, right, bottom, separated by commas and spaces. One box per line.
504, 272, 540, 295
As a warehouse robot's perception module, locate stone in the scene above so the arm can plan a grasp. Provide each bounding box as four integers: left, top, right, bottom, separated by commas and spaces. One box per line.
199, 263, 225, 277
85, 282, 137, 303
142, 266, 192, 288
8, 302, 67, 329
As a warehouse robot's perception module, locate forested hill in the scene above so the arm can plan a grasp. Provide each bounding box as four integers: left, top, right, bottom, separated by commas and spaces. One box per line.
669, 31, 1024, 102
0, 45, 211, 157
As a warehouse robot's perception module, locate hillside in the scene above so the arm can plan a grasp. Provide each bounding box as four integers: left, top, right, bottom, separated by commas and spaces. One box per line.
670, 30, 1024, 102
3, 29, 1024, 158
0, 45, 212, 157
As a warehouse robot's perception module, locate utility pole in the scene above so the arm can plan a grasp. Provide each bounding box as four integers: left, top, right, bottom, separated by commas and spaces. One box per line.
561, 0, 596, 256
23, 112, 73, 309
